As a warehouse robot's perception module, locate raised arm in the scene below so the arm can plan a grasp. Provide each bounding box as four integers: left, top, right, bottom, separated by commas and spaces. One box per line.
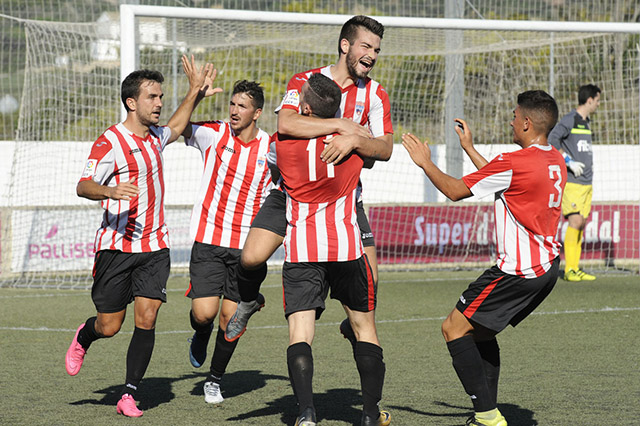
402, 133, 471, 201
455, 119, 488, 170
166, 55, 222, 143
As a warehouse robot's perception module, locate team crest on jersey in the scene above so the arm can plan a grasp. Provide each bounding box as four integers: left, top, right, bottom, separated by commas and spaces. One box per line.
257, 155, 266, 167
81, 159, 97, 178
282, 90, 300, 107
354, 101, 365, 120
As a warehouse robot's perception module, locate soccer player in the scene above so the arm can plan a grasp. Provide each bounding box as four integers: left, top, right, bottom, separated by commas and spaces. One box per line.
65, 56, 213, 417
183, 79, 271, 404
402, 90, 565, 426
226, 15, 393, 345
548, 84, 601, 282
277, 73, 390, 426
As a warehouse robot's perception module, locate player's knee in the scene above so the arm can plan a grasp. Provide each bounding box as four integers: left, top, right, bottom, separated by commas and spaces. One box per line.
192, 308, 217, 326
241, 249, 266, 269
135, 308, 160, 329
98, 321, 122, 338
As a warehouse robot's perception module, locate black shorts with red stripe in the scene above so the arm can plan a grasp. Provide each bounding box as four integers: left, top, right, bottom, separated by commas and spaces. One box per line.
456, 257, 560, 332
282, 255, 376, 319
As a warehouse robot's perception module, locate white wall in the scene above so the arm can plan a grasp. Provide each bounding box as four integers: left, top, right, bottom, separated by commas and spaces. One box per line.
0, 140, 638, 207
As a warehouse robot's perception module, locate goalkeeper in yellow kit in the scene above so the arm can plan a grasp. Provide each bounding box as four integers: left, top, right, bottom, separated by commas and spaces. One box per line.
548, 84, 601, 281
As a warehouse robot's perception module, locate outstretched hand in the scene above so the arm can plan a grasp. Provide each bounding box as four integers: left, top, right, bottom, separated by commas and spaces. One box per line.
402, 133, 432, 168
454, 118, 473, 151
181, 55, 223, 98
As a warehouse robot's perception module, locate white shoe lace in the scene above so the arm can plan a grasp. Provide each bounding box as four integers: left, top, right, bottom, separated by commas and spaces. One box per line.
204, 381, 223, 403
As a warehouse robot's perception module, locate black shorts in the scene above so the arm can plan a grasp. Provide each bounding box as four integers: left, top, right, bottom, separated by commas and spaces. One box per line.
251, 189, 376, 247
356, 200, 375, 248
91, 248, 170, 313
251, 189, 287, 237
282, 255, 376, 319
186, 241, 241, 302
455, 257, 560, 332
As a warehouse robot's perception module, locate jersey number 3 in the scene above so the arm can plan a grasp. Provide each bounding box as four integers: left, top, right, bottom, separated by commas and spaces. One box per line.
548, 165, 563, 208
307, 138, 335, 182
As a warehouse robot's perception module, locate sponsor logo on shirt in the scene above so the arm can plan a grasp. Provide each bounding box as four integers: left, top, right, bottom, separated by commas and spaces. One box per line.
354, 101, 365, 120
81, 159, 97, 178
129, 148, 142, 155
224, 145, 235, 154
577, 139, 592, 152
282, 90, 300, 107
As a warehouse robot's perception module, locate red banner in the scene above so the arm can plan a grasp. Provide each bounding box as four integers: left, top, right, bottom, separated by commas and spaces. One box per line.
369, 203, 638, 265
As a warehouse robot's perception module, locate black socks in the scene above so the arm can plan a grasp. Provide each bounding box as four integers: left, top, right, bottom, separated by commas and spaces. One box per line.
77, 316, 101, 350
355, 342, 385, 419
287, 342, 314, 415
210, 327, 239, 380
447, 335, 495, 412
237, 262, 268, 302
122, 327, 155, 398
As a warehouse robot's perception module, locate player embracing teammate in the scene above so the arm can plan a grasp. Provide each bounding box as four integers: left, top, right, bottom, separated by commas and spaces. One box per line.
226, 13, 393, 354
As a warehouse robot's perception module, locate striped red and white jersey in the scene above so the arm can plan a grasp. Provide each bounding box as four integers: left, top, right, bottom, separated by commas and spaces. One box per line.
276, 65, 393, 138
276, 133, 364, 262
462, 144, 567, 278
79, 122, 171, 253
186, 121, 272, 249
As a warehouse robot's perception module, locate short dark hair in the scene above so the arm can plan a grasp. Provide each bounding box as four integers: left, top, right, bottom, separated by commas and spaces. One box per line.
121, 69, 164, 112
338, 15, 384, 55
304, 74, 342, 119
232, 80, 264, 109
578, 84, 601, 105
517, 90, 559, 136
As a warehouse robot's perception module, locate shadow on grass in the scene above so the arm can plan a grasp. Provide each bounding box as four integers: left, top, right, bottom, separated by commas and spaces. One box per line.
387, 401, 536, 426
190, 369, 289, 398
227, 387, 364, 425
70, 373, 200, 410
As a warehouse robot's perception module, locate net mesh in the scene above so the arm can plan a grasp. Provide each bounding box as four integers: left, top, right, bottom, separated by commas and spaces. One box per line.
1, 5, 639, 287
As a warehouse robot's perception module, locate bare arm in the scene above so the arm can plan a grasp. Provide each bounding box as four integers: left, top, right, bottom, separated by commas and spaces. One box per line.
77, 178, 139, 201
166, 55, 222, 144
401, 133, 471, 201
320, 132, 392, 164
454, 119, 488, 170
277, 108, 372, 140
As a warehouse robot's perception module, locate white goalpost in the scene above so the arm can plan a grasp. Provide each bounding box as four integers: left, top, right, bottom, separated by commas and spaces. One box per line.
1, 5, 639, 287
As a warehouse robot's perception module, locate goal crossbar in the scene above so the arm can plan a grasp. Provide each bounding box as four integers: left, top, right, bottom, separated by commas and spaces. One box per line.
120, 4, 640, 104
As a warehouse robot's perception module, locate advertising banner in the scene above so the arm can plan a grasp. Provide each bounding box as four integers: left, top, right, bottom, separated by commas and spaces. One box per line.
369, 203, 638, 265
10, 208, 194, 272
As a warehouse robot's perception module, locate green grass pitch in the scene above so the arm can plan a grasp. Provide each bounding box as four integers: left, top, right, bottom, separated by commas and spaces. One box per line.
1, 270, 639, 425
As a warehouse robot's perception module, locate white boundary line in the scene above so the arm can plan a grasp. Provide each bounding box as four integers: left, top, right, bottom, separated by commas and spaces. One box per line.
0, 277, 480, 298
1, 306, 638, 334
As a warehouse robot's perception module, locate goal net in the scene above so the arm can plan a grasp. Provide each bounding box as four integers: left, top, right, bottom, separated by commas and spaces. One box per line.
2, 6, 639, 287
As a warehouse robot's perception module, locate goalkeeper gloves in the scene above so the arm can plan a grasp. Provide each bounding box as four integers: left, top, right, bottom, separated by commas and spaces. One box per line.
564, 153, 585, 177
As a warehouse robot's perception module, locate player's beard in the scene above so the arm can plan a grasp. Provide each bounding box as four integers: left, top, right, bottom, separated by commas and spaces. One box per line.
346, 50, 373, 80
230, 116, 249, 133
137, 109, 161, 128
